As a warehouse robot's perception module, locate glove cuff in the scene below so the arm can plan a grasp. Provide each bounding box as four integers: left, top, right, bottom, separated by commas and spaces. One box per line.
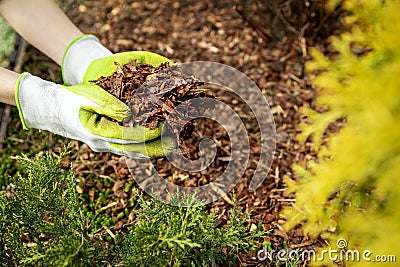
15, 72, 30, 130
62, 34, 112, 85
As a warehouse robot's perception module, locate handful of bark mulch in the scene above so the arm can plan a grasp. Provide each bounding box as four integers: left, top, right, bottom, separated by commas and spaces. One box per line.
93, 60, 213, 155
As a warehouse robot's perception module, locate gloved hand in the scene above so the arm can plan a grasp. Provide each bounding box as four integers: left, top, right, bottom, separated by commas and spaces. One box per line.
62, 34, 174, 84
61, 34, 176, 156
15, 72, 174, 158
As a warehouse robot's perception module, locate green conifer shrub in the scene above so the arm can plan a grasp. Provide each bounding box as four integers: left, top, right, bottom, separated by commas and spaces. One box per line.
119, 193, 264, 266
0, 148, 104, 266
284, 0, 400, 265
0, 148, 264, 266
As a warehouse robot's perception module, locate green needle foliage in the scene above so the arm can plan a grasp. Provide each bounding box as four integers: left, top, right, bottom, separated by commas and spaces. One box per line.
284, 0, 400, 265
0, 147, 103, 266
0, 147, 264, 266
120, 193, 264, 266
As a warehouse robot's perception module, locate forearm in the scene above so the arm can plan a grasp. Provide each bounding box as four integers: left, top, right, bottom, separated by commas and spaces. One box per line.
0, 0, 83, 65
0, 67, 18, 105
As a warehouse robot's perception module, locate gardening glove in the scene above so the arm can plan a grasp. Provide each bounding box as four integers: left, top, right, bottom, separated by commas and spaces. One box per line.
61, 34, 176, 155
15, 72, 174, 158
62, 34, 174, 85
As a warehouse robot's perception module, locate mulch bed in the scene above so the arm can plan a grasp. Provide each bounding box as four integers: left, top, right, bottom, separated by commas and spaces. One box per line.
21, 0, 345, 265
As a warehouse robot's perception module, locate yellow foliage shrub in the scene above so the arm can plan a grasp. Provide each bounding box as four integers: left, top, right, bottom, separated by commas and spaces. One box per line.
283, 0, 400, 265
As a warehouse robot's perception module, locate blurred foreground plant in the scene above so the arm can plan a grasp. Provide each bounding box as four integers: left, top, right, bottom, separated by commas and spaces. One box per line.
284, 0, 400, 266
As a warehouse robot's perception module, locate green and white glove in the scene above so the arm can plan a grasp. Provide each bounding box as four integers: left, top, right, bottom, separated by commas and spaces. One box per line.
61, 34, 175, 156
62, 34, 174, 85
15, 73, 173, 158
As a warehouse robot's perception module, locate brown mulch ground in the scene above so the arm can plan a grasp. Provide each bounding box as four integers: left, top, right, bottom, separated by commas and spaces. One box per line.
21, 0, 345, 265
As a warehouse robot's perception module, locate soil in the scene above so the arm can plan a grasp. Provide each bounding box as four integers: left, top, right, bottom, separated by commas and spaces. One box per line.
21, 0, 345, 265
